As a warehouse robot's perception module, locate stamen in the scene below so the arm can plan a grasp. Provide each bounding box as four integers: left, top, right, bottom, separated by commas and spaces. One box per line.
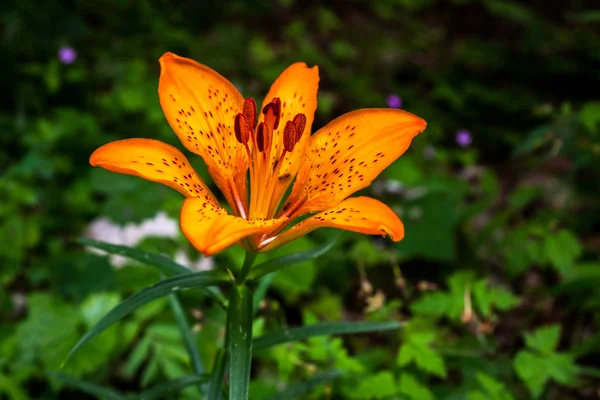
243, 98, 257, 128
283, 120, 298, 152
262, 97, 281, 131
234, 114, 251, 145
293, 113, 307, 142
256, 122, 267, 152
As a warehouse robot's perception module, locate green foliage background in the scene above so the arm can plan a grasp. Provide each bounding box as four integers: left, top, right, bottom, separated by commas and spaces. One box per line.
1, 0, 600, 398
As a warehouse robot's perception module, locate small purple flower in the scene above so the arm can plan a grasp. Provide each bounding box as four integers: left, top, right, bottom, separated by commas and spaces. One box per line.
456, 129, 472, 147
386, 94, 402, 109
58, 46, 77, 64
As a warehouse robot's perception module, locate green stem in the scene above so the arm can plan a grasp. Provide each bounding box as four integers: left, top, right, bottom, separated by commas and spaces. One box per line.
236, 251, 257, 284
228, 284, 253, 400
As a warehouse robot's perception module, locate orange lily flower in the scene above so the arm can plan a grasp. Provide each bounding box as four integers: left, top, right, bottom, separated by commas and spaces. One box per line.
90, 53, 426, 256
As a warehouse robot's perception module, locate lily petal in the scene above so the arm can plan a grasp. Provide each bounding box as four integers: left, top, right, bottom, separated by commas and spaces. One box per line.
259, 63, 319, 213
181, 198, 287, 256
261, 196, 403, 251
90, 138, 216, 202
158, 52, 248, 211
282, 109, 426, 216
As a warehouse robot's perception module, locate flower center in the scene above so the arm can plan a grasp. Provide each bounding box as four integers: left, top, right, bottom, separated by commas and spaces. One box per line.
234, 97, 306, 221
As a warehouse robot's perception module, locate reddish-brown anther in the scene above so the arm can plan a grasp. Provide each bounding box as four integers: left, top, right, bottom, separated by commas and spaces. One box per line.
283, 120, 298, 152
243, 98, 257, 128
256, 122, 267, 152
262, 97, 281, 130
292, 113, 307, 142
234, 113, 250, 145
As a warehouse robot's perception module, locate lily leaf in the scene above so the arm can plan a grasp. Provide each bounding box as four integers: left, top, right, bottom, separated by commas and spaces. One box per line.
77, 238, 227, 306
129, 375, 210, 400
247, 233, 340, 281
207, 349, 227, 400
254, 320, 405, 351
49, 372, 125, 400
64, 270, 229, 364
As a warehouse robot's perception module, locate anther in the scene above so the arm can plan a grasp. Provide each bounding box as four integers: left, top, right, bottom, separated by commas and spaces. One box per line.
283, 120, 298, 152
243, 98, 257, 128
234, 114, 250, 145
293, 113, 307, 142
262, 97, 281, 131
256, 122, 267, 152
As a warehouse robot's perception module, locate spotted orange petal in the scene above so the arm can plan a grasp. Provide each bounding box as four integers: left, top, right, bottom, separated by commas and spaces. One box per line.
261, 196, 404, 251
90, 138, 216, 203
258, 63, 319, 214
158, 52, 248, 212
180, 198, 287, 256
282, 109, 426, 217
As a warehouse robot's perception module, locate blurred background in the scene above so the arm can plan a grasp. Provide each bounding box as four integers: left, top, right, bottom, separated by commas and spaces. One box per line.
1, 0, 599, 399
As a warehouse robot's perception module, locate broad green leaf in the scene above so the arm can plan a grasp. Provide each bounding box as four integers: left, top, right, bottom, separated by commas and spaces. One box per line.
64, 270, 229, 363
207, 349, 227, 400
514, 325, 578, 399
254, 321, 405, 351
264, 370, 341, 400
397, 331, 447, 378
513, 351, 549, 399
0, 373, 30, 400
353, 371, 396, 399
129, 375, 210, 400
397, 373, 436, 400
229, 284, 253, 400
247, 233, 340, 281
78, 238, 227, 306
80, 292, 121, 327
467, 372, 515, 400
525, 325, 561, 353
544, 230, 582, 274
49, 372, 125, 400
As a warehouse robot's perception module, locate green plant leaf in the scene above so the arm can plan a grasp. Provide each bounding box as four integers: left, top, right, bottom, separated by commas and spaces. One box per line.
129, 375, 210, 400
514, 325, 578, 399
78, 238, 227, 306
254, 321, 405, 351
207, 349, 227, 400
467, 372, 515, 400
49, 372, 125, 400
353, 371, 397, 399
229, 284, 253, 400
544, 230, 582, 274
397, 373, 436, 400
167, 293, 204, 395
525, 325, 561, 353
246, 233, 340, 281
264, 370, 341, 400
64, 270, 229, 364
397, 331, 447, 378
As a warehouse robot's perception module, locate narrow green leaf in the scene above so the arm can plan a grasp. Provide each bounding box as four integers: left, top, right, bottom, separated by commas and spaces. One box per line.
168, 293, 204, 396
129, 375, 210, 400
49, 372, 125, 400
78, 238, 227, 307
253, 272, 276, 313
207, 348, 227, 400
247, 234, 340, 281
264, 370, 341, 400
229, 284, 253, 400
64, 270, 229, 364
254, 321, 405, 351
